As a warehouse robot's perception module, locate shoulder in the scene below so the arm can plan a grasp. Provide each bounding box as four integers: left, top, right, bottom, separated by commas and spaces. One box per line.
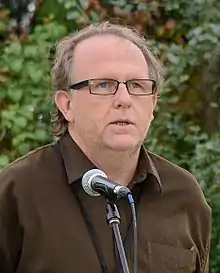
147, 150, 211, 213
0, 143, 57, 196
148, 149, 194, 179
148, 150, 203, 190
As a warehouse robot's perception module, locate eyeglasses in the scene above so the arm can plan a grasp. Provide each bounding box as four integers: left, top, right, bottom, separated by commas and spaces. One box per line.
68, 78, 157, 96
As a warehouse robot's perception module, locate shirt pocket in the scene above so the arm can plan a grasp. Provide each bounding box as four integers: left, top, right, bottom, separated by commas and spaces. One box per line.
147, 242, 197, 273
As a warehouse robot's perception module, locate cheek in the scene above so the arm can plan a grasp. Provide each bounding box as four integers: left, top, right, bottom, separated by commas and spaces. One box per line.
137, 101, 154, 129
70, 93, 90, 120
71, 95, 109, 129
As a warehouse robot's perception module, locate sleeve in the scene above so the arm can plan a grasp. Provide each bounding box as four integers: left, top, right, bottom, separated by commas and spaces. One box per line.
203, 256, 210, 273
0, 170, 23, 273
187, 175, 212, 273
201, 239, 211, 273
198, 198, 212, 273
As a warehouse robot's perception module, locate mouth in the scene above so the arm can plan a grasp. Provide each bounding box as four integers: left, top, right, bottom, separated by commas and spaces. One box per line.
110, 120, 135, 126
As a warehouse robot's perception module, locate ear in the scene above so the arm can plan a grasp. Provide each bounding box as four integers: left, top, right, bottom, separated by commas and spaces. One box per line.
153, 93, 158, 109
54, 90, 74, 122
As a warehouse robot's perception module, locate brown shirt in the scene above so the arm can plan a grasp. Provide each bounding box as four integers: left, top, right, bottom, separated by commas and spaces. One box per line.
0, 131, 211, 273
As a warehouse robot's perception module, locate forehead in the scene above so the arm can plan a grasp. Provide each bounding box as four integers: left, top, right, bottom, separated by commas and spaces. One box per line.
72, 34, 149, 81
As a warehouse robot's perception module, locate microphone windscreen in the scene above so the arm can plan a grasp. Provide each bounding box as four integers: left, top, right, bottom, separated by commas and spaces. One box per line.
82, 169, 107, 196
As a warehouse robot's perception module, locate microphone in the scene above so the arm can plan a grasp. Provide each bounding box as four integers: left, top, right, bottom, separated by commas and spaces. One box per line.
82, 169, 131, 199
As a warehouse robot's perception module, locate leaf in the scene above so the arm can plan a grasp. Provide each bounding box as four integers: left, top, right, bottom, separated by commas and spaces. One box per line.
8, 89, 23, 102
5, 43, 22, 56
26, 64, 44, 83
64, 1, 76, 9
78, 0, 89, 9
10, 59, 24, 73
90, 11, 100, 22
15, 117, 28, 128
66, 11, 80, 20
107, 0, 126, 7
23, 45, 39, 58
35, 129, 49, 141
0, 21, 7, 33
18, 143, 31, 155
0, 155, 9, 168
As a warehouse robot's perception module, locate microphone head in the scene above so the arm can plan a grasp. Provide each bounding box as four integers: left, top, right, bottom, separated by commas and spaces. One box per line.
82, 169, 108, 197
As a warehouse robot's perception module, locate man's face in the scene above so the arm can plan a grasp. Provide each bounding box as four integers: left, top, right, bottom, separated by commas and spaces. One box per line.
65, 35, 157, 152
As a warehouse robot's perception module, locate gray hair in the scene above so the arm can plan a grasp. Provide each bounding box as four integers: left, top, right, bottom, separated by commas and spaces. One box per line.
51, 21, 163, 137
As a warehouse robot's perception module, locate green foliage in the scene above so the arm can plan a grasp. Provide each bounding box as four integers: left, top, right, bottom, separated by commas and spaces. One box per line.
0, 20, 67, 163
0, 0, 220, 271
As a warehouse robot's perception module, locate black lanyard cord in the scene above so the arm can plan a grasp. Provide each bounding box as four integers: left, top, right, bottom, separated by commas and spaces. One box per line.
72, 183, 109, 273
54, 142, 108, 273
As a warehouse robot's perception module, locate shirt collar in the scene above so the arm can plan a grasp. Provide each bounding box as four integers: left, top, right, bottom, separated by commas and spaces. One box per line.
59, 131, 95, 183
59, 131, 162, 193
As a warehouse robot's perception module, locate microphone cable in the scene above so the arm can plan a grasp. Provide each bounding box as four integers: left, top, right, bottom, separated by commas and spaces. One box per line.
127, 194, 137, 273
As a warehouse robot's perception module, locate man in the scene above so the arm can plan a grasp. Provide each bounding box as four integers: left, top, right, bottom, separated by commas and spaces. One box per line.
0, 22, 211, 273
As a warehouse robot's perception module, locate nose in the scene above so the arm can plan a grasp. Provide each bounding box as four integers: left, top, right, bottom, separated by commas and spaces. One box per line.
113, 82, 132, 109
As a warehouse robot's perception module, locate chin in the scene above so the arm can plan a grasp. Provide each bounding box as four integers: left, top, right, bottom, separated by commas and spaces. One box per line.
105, 138, 141, 152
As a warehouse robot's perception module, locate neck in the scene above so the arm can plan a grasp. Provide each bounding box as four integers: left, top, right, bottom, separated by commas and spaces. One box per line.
68, 130, 140, 186
88, 148, 140, 187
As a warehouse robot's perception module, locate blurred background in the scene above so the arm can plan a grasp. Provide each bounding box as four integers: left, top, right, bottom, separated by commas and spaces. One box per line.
0, 0, 219, 271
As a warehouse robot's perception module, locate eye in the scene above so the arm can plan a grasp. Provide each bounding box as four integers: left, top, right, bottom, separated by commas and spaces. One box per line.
129, 81, 144, 89
91, 79, 116, 89
98, 81, 110, 88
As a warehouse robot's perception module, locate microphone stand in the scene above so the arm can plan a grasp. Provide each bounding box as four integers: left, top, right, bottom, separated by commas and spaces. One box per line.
106, 200, 130, 273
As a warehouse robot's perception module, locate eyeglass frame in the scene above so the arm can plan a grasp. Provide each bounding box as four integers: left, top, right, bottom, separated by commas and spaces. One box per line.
67, 78, 157, 96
